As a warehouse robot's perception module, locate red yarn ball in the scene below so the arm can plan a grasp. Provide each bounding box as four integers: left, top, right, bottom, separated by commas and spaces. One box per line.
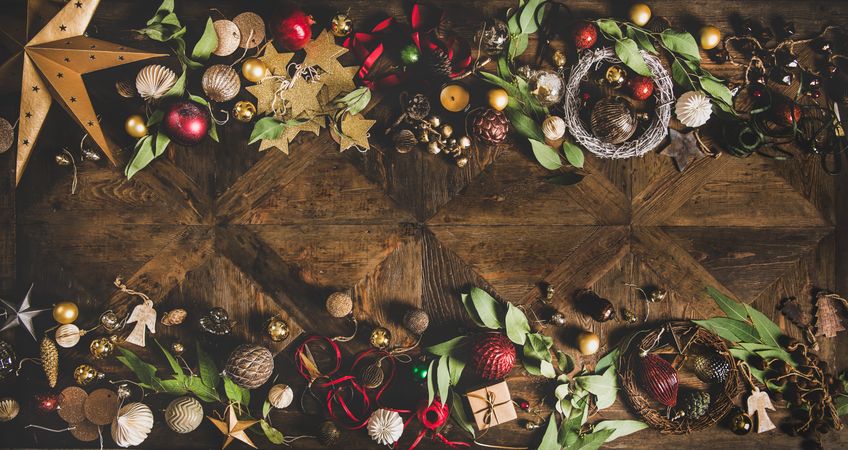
470, 333, 516, 380
271, 1, 315, 51
627, 75, 655, 101
162, 100, 210, 146
637, 354, 679, 407
573, 22, 598, 50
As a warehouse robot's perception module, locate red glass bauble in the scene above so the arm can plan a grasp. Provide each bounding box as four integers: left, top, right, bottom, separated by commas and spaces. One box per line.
271, 1, 315, 51
637, 353, 679, 407
35, 393, 59, 414
162, 100, 210, 146
573, 22, 598, 50
773, 101, 802, 127
470, 333, 516, 380
627, 75, 655, 101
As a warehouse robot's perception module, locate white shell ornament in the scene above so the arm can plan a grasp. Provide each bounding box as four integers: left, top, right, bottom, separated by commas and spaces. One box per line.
0, 398, 20, 422
111, 402, 154, 447
367, 408, 404, 446
55, 324, 82, 348
268, 384, 294, 409
675, 90, 713, 128
201, 65, 241, 103
164, 396, 204, 434
542, 116, 566, 142
136, 65, 177, 101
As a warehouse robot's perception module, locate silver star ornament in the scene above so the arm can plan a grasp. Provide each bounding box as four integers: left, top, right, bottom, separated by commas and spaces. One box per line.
1, 284, 49, 341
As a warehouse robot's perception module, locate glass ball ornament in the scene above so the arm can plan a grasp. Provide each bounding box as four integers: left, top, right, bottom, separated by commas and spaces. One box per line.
369, 327, 391, 349
528, 70, 564, 106
699, 26, 722, 50
577, 331, 600, 355
729, 408, 753, 435
0, 340, 16, 382
267, 316, 290, 342
399, 44, 420, 66
477, 19, 509, 54
124, 114, 148, 138
487, 88, 509, 111
233, 101, 257, 123
100, 311, 122, 332
411, 360, 429, 382
89, 337, 115, 359
74, 364, 103, 386
52, 302, 79, 324
628, 3, 652, 27
330, 13, 352, 38
241, 57, 267, 83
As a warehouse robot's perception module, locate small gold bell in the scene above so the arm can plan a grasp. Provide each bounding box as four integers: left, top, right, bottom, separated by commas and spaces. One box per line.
74, 364, 104, 386
330, 13, 352, 38
55, 153, 72, 166
621, 308, 638, 324
233, 101, 257, 123
427, 141, 442, 155
604, 65, 627, 88
171, 341, 185, 356
369, 327, 391, 349
89, 337, 115, 359
267, 316, 290, 342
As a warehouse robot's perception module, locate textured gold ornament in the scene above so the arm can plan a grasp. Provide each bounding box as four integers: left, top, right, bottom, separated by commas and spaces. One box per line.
161, 308, 187, 326
165, 396, 204, 434
552, 50, 567, 69
369, 327, 391, 349
358, 362, 385, 389
12, 0, 166, 186
330, 14, 352, 37
232, 12, 265, 49
604, 65, 627, 88
90, 337, 115, 359
304, 31, 356, 99
84, 388, 119, 426
52, 301, 79, 324
326, 292, 353, 317
333, 112, 375, 152
171, 341, 185, 356
40, 337, 59, 388
58, 386, 88, 424
74, 364, 102, 386
115, 80, 136, 98
590, 97, 637, 144
403, 308, 430, 335
233, 101, 257, 123
202, 64, 241, 102
0, 398, 20, 422
392, 129, 417, 154
257, 46, 294, 77
213, 20, 241, 57
266, 316, 290, 342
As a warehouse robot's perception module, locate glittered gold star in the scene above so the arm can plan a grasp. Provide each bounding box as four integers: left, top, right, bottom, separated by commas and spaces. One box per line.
259, 120, 323, 154
336, 113, 375, 152
319, 59, 357, 100
258, 43, 294, 76
279, 79, 325, 117
303, 30, 347, 69
245, 78, 279, 115
207, 405, 259, 450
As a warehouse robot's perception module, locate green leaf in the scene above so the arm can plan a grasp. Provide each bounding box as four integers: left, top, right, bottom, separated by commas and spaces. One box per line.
249, 117, 287, 145
159, 378, 188, 395
597, 19, 623, 40
539, 360, 556, 378
529, 139, 562, 170
191, 17, 218, 61
562, 141, 584, 168
706, 287, 748, 322
834, 395, 848, 416
558, 399, 586, 447
223, 376, 250, 406
671, 59, 695, 90
164, 68, 187, 98
478, 71, 520, 99
450, 390, 475, 437
335, 87, 372, 116
426, 336, 469, 356
518, 0, 546, 34
437, 356, 451, 402
469, 287, 504, 329
614, 38, 652, 77
147, 109, 164, 127
187, 376, 220, 402
116, 346, 161, 389
736, 342, 795, 366
196, 343, 220, 391
460, 293, 486, 327
155, 340, 184, 377
745, 304, 784, 348
693, 317, 760, 343
575, 366, 618, 409
535, 414, 560, 450
208, 121, 219, 142
593, 420, 648, 442
187, 93, 208, 107
125, 135, 154, 179
497, 56, 513, 82
426, 360, 436, 406
595, 348, 620, 373
505, 303, 531, 345
504, 107, 544, 141
573, 428, 615, 450
447, 356, 466, 385
556, 350, 574, 373
626, 26, 657, 54
153, 131, 170, 157
508, 33, 529, 59
699, 77, 733, 107
660, 30, 701, 62
260, 419, 285, 444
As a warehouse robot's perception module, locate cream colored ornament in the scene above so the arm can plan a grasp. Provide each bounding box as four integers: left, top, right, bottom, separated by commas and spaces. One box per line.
367, 408, 404, 446
675, 91, 712, 128
55, 323, 83, 348
136, 65, 177, 101
202, 64, 241, 102
165, 396, 204, 434
268, 384, 294, 409
542, 116, 566, 142
213, 20, 241, 57
0, 398, 20, 422
111, 402, 154, 448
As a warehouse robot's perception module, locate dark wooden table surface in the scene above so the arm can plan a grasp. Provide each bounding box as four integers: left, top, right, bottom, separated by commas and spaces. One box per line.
1, 0, 847, 449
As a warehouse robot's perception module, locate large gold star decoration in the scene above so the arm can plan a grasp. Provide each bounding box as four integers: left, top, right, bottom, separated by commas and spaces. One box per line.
13, 0, 165, 186
304, 31, 356, 100
334, 113, 376, 152
207, 404, 259, 450
257, 44, 293, 76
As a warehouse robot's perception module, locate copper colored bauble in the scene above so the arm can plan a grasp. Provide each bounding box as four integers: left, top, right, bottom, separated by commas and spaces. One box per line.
162, 101, 210, 146
35, 392, 59, 414
318, 420, 342, 447
470, 333, 516, 380
74, 364, 103, 386
370, 327, 391, 349
271, 1, 315, 51
233, 12, 266, 49
116, 79, 136, 98
591, 97, 637, 144
487, 88, 509, 111
638, 354, 679, 407
403, 308, 430, 335
699, 26, 722, 50
730, 408, 753, 435
125, 114, 149, 138
573, 22, 598, 50
267, 316, 290, 342
628, 3, 652, 27
233, 101, 257, 123
440, 84, 470, 112
225, 344, 274, 389
212, 20, 241, 57
628, 75, 654, 101
201, 64, 240, 103
241, 57, 267, 83
52, 302, 79, 324
470, 108, 509, 144
579, 290, 615, 322
577, 331, 600, 355
392, 129, 417, 154
330, 13, 352, 37
326, 292, 353, 317
90, 337, 115, 359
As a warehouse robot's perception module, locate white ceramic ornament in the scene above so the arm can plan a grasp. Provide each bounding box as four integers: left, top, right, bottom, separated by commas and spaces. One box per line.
675, 90, 712, 128
165, 396, 204, 434
268, 384, 294, 409
0, 398, 20, 422
136, 65, 177, 101
111, 402, 154, 447
55, 323, 81, 348
367, 408, 404, 446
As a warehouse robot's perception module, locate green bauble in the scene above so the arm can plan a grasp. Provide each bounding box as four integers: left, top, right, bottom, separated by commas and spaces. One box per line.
411, 360, 429, 382
400, 44, 421, 66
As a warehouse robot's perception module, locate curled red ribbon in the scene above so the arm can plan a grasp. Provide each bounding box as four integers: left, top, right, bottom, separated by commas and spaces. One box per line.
406, 398, 470, 450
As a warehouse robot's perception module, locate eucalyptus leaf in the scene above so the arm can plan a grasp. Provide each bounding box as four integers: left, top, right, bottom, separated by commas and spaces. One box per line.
834, 395, 848, 416
461, 293, 486, 327
450, 390, 476, 437
124, 135, 154, 179
260, 419, 285, 444
558, 399, 585, 447
425, 336, 469, 356
426, 360, 436, 406
595, 348, 619, 373
660, 30, 701, 62
197, 343, 220, 391
336, 87, 372, 116
671, 59, 695, 90
699, 77, 733, 107
469, 287, 504, 329
152, 131, 170, 157
745, 304, 784, 348
191, 17, 218, 61
626, 26, 657, 54
530, 139, 562, 170
208, 122, 219, 143
249, 117, 286, 145
437, 356, 450, 404
155, 340, 184, 377
706, 287, 748, 322
535, 414, 560, 450
596, 19, 623, 40
164, 68, 187, 98
562, 141, 584, 168
556, 350, 574, 373
518, 0, 546, 34
539, 360, 556, 378
593, 420, 648, 442
504, 107, 545, 141
505, 303, 531, 345
188, 93, 208, 107
573, 428, 615, 450
614, 38, 652, 76
159, 378, 188, 395
693, 317, 760, 343
448, 356, 466, 385
523, 358, 544, 376
147, 109, 164, 127
508, 33, 529, 60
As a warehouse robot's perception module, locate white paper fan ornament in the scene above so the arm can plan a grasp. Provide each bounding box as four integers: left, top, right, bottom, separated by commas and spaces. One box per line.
675, 90, 713, 128
111, 402, 154, 447
367, 408, 404, 446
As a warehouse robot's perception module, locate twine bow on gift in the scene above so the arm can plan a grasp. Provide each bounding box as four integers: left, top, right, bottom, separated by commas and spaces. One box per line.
468, 387, 510, 433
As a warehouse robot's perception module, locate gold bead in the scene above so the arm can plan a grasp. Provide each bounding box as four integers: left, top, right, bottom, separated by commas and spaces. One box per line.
455, 156, 469, 168
171, 342, 185, 356
427, 116, 441, 128
699, 26, 721, 50
73, 364, 101, 386
427, 141, 442, 155
604, 65, 627, 88
330, 14, 352, 38
439, 124, 453, 139
487, 88, 509, 111
233, 101, 257, 123
89, 337, 115, 359
458, 136, 472, 149
52, 302, 79, 324
369, 327, 391, 349
577, 331, 600, 355
241, 57, 267, 83
628, 3, 652, 27
439, 84, 470, 112
124, 114, 148, 138
552, 50, 567, 69
267, 317, 290, 342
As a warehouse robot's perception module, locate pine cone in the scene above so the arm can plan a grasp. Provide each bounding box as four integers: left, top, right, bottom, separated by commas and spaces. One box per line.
470, 333, 516, 380
403, 93, 431, 121
424, 48, 452, 79
40, 337, 59, 388
678, 390, 711, 420
470, 108, 510, 144
224, 344, 274, 389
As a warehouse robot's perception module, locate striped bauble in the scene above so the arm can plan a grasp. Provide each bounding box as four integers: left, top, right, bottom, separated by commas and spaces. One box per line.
164, 396, 203, 434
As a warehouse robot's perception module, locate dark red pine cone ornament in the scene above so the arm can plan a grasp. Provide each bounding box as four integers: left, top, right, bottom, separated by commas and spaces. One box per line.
470, 108, 509, 144
637, 353, 679, 407
470, 333, 516, 380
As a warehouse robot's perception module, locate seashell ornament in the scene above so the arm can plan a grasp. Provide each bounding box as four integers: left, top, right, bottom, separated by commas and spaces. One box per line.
0, 397, 20, 422
136, 65, 177, 101
55, 323, 83, 348
201, 64, 241, 103
367, 408, 404, 446
590, 97, 638, 144
165, 396, 204, 434
267, 384, 294, 409
675, 90, 712, 128
111, 402, 154, 447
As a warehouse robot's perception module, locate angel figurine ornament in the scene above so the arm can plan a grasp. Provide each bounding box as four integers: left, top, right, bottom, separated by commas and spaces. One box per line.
114, 278, 157, 347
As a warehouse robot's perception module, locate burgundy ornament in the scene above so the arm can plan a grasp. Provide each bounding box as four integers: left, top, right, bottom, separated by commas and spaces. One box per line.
637, 353, 679, 407
271, 1, 315, 51
470, 333, 516, 380
627, 75, 654, 101
162, 100, 210, 146
34, 393, 59, 414
573, 22, 598, 50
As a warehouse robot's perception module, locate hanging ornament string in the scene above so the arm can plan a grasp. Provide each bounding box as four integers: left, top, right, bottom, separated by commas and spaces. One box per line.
60, 149, 78, 195
406, 399, 470, 450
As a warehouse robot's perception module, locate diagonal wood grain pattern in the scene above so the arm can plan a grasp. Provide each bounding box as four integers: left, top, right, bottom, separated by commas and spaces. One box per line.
1, 0, 847, 449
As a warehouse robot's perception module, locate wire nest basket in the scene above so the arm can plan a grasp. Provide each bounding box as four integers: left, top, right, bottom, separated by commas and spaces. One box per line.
563, 47, 673, 159
618, 321, 741, 434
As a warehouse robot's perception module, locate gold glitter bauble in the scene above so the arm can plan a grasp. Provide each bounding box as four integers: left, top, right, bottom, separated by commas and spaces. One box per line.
74, 364, 101, 386
213, 20, 241, 56
0, 118, 12, 153
52, 302, 79, 324
202, 64, 241, 103
90, 337, 115, 359
233, 12, 265, 49
71, 419, 100, 442
241, 57, 267, 83
369, 327, 391, 349
552, 50, 567, 69
699, 26, 722, 50
161, 308, 187, 326
125, 114, 148, 138
267, 317, 290, 342
326, 292, 353, 317
233, 101, 257, 123
402, 308, 430, 335
330, 14, 352, 37
40, 337, 59, 388
58, 386, 88, 424
628, 3, 652, 27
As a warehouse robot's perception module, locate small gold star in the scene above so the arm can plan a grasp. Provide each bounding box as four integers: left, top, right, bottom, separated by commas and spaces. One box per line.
70, 97, 77, 102
89, 54, 95, 60
208, 405, 258, 449
336, 113, 375, 152
86, 121, 94, 127
64, 57, 70, 62
258, 44, 294, 76
25, 112, 32, 119
56, 72, 63, 78
22, 139, 29, 146
31, 86, 39, 92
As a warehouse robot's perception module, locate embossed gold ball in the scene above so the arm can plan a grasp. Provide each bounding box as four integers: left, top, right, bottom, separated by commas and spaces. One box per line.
604, 65, 627, 88
552, 50, 567, 69
330, 13, 352, 38
89, 337, 115, 359
487, 88, 509, 111
369, 327, 391, 349
699, 26, 721, 50
73, 364, 101, 386
233, 101, 257, 123
124, 114, 148, 138
267, 317, 290, 342
52, 302, 79, 324
171, 342, 185, 356
628, 3, 652, 27
241, 57, 267, 83
439, 124, 453, 139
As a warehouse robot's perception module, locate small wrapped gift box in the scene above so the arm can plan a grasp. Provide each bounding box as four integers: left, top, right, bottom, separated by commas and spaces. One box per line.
465, 381, 517, 430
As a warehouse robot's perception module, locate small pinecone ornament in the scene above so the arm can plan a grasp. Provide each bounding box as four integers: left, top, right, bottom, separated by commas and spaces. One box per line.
470, 333, 516, 380
224, 344, 274, 389
424, 48, 453, 79
40, 337, 59, 388
470, 108, 509, 144
403, 94, 431, 121
637, 353, 679, 407
677, 390, 711, 420
691, 352, 730, 384
318, 420, 341, 447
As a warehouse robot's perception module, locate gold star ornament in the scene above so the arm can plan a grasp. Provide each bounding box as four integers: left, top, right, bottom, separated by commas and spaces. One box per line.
14, 0, 165, 186
332, 112, 375, 152
208, 404, 259, 450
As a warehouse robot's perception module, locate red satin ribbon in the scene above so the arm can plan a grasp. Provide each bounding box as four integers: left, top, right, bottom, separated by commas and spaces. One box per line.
405, 398, 470, 450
